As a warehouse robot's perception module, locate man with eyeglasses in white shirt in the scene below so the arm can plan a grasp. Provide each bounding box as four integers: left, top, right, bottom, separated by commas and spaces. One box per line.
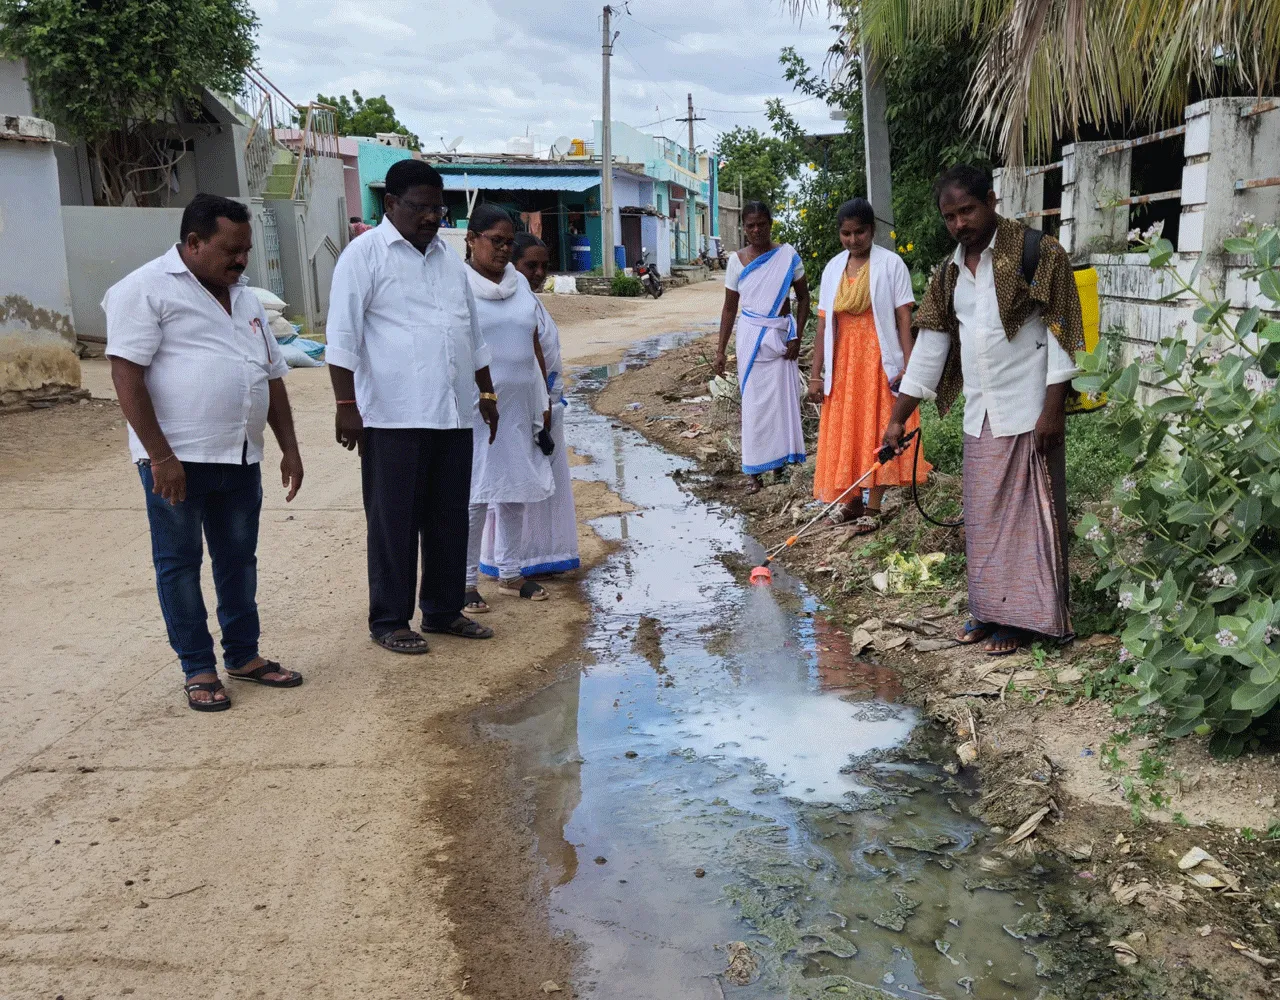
106, 194, 305, 712
326, 159, 499, 654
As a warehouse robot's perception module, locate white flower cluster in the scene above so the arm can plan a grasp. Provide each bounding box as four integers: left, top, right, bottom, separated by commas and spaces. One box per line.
1265, 625, 1278, 645
1204, 566, 1238, 588
1121, 476, 1137, 492
1206, 348, 1224, 365
1118, 646, 1133, 663
1127, 227, 1141, 242
1118, 591, 1135, 609
1086, 525, 1104, 541
1216, 628, 1238, 647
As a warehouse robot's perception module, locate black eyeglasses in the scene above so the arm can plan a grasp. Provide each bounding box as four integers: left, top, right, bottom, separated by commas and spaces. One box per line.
474, 232, 515, 251
396, 197, 445, 218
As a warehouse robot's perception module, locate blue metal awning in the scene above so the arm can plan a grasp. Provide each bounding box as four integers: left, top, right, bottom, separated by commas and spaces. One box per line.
438, 173, 600, 193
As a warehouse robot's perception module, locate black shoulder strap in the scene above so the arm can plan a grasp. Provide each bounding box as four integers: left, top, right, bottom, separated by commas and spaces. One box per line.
1021, 227, 1045, 287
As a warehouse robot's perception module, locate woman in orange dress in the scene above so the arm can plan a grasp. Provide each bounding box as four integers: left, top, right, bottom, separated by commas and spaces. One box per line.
810, 198, 930, 532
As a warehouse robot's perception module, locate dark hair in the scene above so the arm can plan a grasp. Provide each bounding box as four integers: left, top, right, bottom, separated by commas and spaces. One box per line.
933, 164, 992, 206
349, 216, 361, 224
836, 198, 875, 227
512, 232, 546, 263
467, 202, 514, 233
180, 193, 250, 241
742, 200, 773, 222
384, 159, 443, 198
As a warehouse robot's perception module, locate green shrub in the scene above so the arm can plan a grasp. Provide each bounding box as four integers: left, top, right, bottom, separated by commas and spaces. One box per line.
610, 273, 643, 297
1075, 224, 1280, 756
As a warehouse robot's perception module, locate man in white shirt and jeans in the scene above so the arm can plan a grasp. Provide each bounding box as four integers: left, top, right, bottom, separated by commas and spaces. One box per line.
883, 165, 1085, 656
326, 159, 499, 653
106, 194, 305, 711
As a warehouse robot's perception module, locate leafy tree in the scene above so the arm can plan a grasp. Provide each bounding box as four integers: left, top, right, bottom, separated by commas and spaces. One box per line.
0, 0, 257, 206
771, 38, 992, 277
792, 0, 1280, 163
316, 89, 420, 150
715, 122, 801, 207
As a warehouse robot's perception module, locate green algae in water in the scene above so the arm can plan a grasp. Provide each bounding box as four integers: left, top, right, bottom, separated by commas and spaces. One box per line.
871, 890, 919, 932
887, 834, 960, 854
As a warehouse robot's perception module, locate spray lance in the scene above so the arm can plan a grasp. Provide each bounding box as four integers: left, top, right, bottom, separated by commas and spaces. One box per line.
750, 428, 919, 586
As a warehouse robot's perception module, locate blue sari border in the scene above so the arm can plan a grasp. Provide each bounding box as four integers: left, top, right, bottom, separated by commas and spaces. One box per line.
742, 452, 807, 475
479, 557, 581, 579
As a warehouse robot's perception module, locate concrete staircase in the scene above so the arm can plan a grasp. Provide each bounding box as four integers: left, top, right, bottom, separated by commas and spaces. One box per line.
262, 153, 297, 200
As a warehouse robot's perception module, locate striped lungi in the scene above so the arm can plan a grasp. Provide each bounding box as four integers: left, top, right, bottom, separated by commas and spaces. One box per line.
962, 418, 1072, 639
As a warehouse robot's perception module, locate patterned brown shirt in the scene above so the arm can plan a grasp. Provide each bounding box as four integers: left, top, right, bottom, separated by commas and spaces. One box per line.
913, 216, 1084, 416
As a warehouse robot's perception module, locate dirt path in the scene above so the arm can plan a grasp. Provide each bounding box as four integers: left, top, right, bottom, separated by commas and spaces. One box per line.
0, 283, 723, 999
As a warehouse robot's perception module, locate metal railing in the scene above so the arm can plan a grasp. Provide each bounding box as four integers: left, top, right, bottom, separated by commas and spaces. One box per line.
1098, 124, 1186, 157
291, 102, 340, 203
239, 67, 298, 198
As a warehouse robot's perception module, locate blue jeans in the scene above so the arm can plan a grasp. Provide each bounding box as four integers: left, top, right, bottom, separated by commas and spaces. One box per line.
139, 461, 263, 679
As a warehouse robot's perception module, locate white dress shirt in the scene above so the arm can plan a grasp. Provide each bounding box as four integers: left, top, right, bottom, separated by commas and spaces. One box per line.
103, 245, 288, 465
899, 235, 1078, 438
325, 219, 492, 429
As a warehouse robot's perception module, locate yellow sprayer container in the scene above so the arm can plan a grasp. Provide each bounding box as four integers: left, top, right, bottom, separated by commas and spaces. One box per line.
1066, 264, 1105, 414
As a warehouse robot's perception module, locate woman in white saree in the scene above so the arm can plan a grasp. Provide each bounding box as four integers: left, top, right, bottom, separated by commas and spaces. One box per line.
714, 201, 811, 493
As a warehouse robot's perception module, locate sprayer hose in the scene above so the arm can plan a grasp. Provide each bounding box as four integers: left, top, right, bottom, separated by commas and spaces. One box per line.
910, 431, 964, 529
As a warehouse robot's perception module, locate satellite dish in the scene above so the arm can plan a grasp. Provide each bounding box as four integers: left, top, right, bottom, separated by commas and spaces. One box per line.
441, 135, 464, 153
551, 135, 572, 158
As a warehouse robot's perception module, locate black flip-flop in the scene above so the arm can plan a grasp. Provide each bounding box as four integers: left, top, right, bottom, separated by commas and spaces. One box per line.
464, 589, 491, 613
184, 679, 231, 712
371, 629, 431, 654
422, 615, 494, 639
499, 579, 548, 601
227, 659, 303, 687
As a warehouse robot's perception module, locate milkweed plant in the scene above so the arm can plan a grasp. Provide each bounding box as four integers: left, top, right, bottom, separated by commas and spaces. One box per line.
1074, 224, 1280, 756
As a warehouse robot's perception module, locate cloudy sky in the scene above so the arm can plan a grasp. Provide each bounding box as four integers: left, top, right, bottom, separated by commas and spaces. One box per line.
250, 0, 843, 155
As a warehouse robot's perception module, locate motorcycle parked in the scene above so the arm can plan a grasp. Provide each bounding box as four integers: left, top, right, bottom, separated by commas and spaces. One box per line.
635, 247, 663, 299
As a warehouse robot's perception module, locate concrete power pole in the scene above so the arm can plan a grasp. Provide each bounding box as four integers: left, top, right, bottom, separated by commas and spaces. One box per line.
860, 36, 895, 250
677, 94, 704, 260
600, 5, 617, 279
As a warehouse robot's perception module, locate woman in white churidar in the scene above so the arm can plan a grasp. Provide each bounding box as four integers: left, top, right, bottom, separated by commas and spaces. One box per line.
478, 233, 581, 581
463, 205, 554, 609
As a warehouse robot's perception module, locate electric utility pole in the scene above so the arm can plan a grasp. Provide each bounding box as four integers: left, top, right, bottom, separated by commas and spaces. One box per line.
600, 5, 617, 279
677, 93, 704, 165
860, 35, 895, 249
677, 93, 705, 259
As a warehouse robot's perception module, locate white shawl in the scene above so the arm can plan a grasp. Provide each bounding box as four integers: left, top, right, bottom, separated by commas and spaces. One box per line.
816, 243, 914, 397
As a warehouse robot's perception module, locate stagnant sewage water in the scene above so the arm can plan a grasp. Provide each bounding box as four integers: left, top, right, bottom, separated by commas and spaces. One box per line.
487, 337, 1066, 1000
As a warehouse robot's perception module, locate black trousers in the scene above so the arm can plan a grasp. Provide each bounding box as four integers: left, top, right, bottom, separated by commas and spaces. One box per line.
361, 427, 473, 635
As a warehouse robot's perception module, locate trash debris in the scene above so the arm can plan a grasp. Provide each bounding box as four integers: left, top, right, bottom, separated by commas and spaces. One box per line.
1229, 941, 1276, 967
723, 941, 759, 985
1003, 806, 1050, 846
1177, 847, 1242, 890
848, 628, 874, 656
956, 976, 975, 995
1198, 924, 1213, 936
540, 982, 563, 993
708, 375, 739, 402
1109, 939, 1139, 967
1065, 843, 1093, 860
1054, 666, 1083, 684
626, 402, 643, 411
935, 939, 960, 965
955, 741, 978, 766
694, 868, 706, 878
873, 552, 947, 593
